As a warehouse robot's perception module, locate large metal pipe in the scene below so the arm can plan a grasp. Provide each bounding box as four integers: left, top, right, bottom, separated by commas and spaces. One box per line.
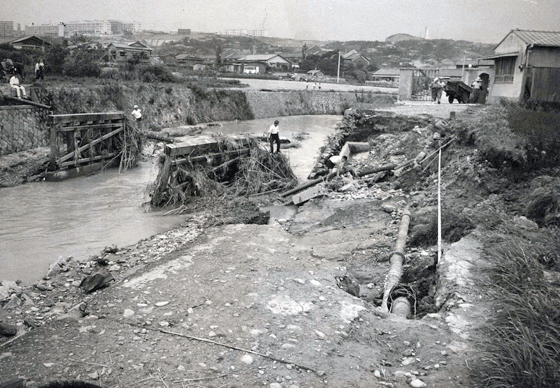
380, 210, 411, 316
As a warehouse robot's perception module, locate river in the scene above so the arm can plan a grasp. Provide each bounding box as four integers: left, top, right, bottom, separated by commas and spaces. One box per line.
0, 115, 341, 285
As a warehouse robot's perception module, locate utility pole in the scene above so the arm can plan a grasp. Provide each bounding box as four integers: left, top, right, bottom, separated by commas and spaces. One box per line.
337, 50, 341, 84
461, 51, 466, 80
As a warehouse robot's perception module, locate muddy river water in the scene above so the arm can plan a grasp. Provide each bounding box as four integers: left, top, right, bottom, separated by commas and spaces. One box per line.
1, 115, 340, 285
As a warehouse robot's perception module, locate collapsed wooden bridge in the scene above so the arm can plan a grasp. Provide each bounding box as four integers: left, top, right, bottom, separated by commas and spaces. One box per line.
149, 135, 297, 208
46, 112, 139, 180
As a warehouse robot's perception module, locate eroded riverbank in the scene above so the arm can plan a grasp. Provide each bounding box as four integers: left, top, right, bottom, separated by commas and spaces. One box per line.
2, 104, 559, 388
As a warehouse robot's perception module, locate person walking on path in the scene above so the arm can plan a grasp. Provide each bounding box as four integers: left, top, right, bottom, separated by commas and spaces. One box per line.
430, 77, 445, 104
9, 74, 27, 99
268, 119, 281, 153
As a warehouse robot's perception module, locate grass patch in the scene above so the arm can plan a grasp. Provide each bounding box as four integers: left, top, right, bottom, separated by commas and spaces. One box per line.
474, 220, 560, 388
526, 176, 560, 227
451, 101, 560, 171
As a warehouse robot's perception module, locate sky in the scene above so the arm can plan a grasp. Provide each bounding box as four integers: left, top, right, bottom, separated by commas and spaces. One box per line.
1, 0, 559, 43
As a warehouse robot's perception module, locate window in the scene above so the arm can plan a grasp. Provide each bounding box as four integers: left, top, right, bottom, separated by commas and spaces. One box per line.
495, 57, 516, 83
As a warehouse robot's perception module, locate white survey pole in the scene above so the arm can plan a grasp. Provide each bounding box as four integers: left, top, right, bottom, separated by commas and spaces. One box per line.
438, 148, 442, 263
337, 51, 341, 84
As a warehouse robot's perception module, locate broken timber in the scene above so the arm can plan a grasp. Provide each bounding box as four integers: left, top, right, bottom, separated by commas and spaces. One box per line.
46, 112, 126, 180
4, 96, 52, 110
150, 135, 260, 206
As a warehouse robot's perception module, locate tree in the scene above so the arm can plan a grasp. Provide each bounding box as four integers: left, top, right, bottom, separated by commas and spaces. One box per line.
45, 44, 69, 74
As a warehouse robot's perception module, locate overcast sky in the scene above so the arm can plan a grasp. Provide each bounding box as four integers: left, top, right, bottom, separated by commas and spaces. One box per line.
1, 0, 559, 43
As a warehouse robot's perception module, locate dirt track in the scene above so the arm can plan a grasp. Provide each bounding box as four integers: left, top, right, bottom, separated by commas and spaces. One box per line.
1, 103, 491, 388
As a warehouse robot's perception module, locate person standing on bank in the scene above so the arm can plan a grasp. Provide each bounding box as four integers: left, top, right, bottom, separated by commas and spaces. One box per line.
131, 105, 142, 129
35, 59, 45, 80
268, 119, 280, 153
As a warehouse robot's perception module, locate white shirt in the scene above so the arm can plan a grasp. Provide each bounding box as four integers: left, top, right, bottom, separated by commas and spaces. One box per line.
269, 124, 279, 135
131, 108, 142, 120
9, 76, 20, 87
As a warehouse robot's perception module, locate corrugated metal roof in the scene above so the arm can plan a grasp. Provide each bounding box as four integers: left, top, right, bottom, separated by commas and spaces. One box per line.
512, 29, 560, 47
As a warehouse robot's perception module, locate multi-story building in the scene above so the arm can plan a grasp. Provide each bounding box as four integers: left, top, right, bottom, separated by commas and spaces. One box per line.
65, 20, 112, 36
26, 20, 140, 38
109, 20, 124, 35
0, 21, 22, 38
123, 22, 142, 34
25, 23, 64, 37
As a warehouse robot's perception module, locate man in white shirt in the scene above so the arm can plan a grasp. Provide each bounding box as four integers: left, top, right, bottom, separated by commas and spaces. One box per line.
9, 75, 27, 99
35, 59, 45, 80
131, 105, 142, 128
268, 119, 280, 153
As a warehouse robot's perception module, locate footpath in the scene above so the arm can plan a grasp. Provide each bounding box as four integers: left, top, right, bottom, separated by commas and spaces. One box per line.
1, 103, 484, 388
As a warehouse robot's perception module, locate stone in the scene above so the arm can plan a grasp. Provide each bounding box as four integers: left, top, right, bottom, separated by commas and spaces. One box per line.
46, 256, 71, 278
410, 379, 426, 387
0, 286, 10, 301
57, 302, 87, 320
0, 322, 17, 337
270, 384, 282, 388
402, 357, 415, 366
155, 301, 169, 307
1, 280, 21, 293
4, 295, 22, 310
240, 354, 254, 364
123, 309, 135, 318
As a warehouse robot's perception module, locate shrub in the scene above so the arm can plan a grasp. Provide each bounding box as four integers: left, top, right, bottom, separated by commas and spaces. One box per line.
137, 64, 176, 83
526, 176, 560, 227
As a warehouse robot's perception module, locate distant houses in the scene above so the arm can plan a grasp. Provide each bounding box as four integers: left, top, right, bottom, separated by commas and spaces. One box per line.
341, 50, 370, 68
7, 35, 51, 51
222, 54, 292, 74
370, 68, 400, 82
107, 41, 153, 62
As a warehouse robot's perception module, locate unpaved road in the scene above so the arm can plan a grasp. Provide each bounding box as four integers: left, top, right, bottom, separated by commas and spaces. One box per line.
225, 78, 398, 94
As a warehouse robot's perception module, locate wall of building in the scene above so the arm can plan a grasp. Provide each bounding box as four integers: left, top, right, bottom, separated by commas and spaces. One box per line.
528, 47, 560, 68
488, 55, 525, 103
0, 106, 48, 156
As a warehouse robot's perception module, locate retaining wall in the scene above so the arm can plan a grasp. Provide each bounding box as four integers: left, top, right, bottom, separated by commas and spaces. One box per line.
1, 83, 397, 156
0, 106, 48, 156
245, 90, 396, 119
